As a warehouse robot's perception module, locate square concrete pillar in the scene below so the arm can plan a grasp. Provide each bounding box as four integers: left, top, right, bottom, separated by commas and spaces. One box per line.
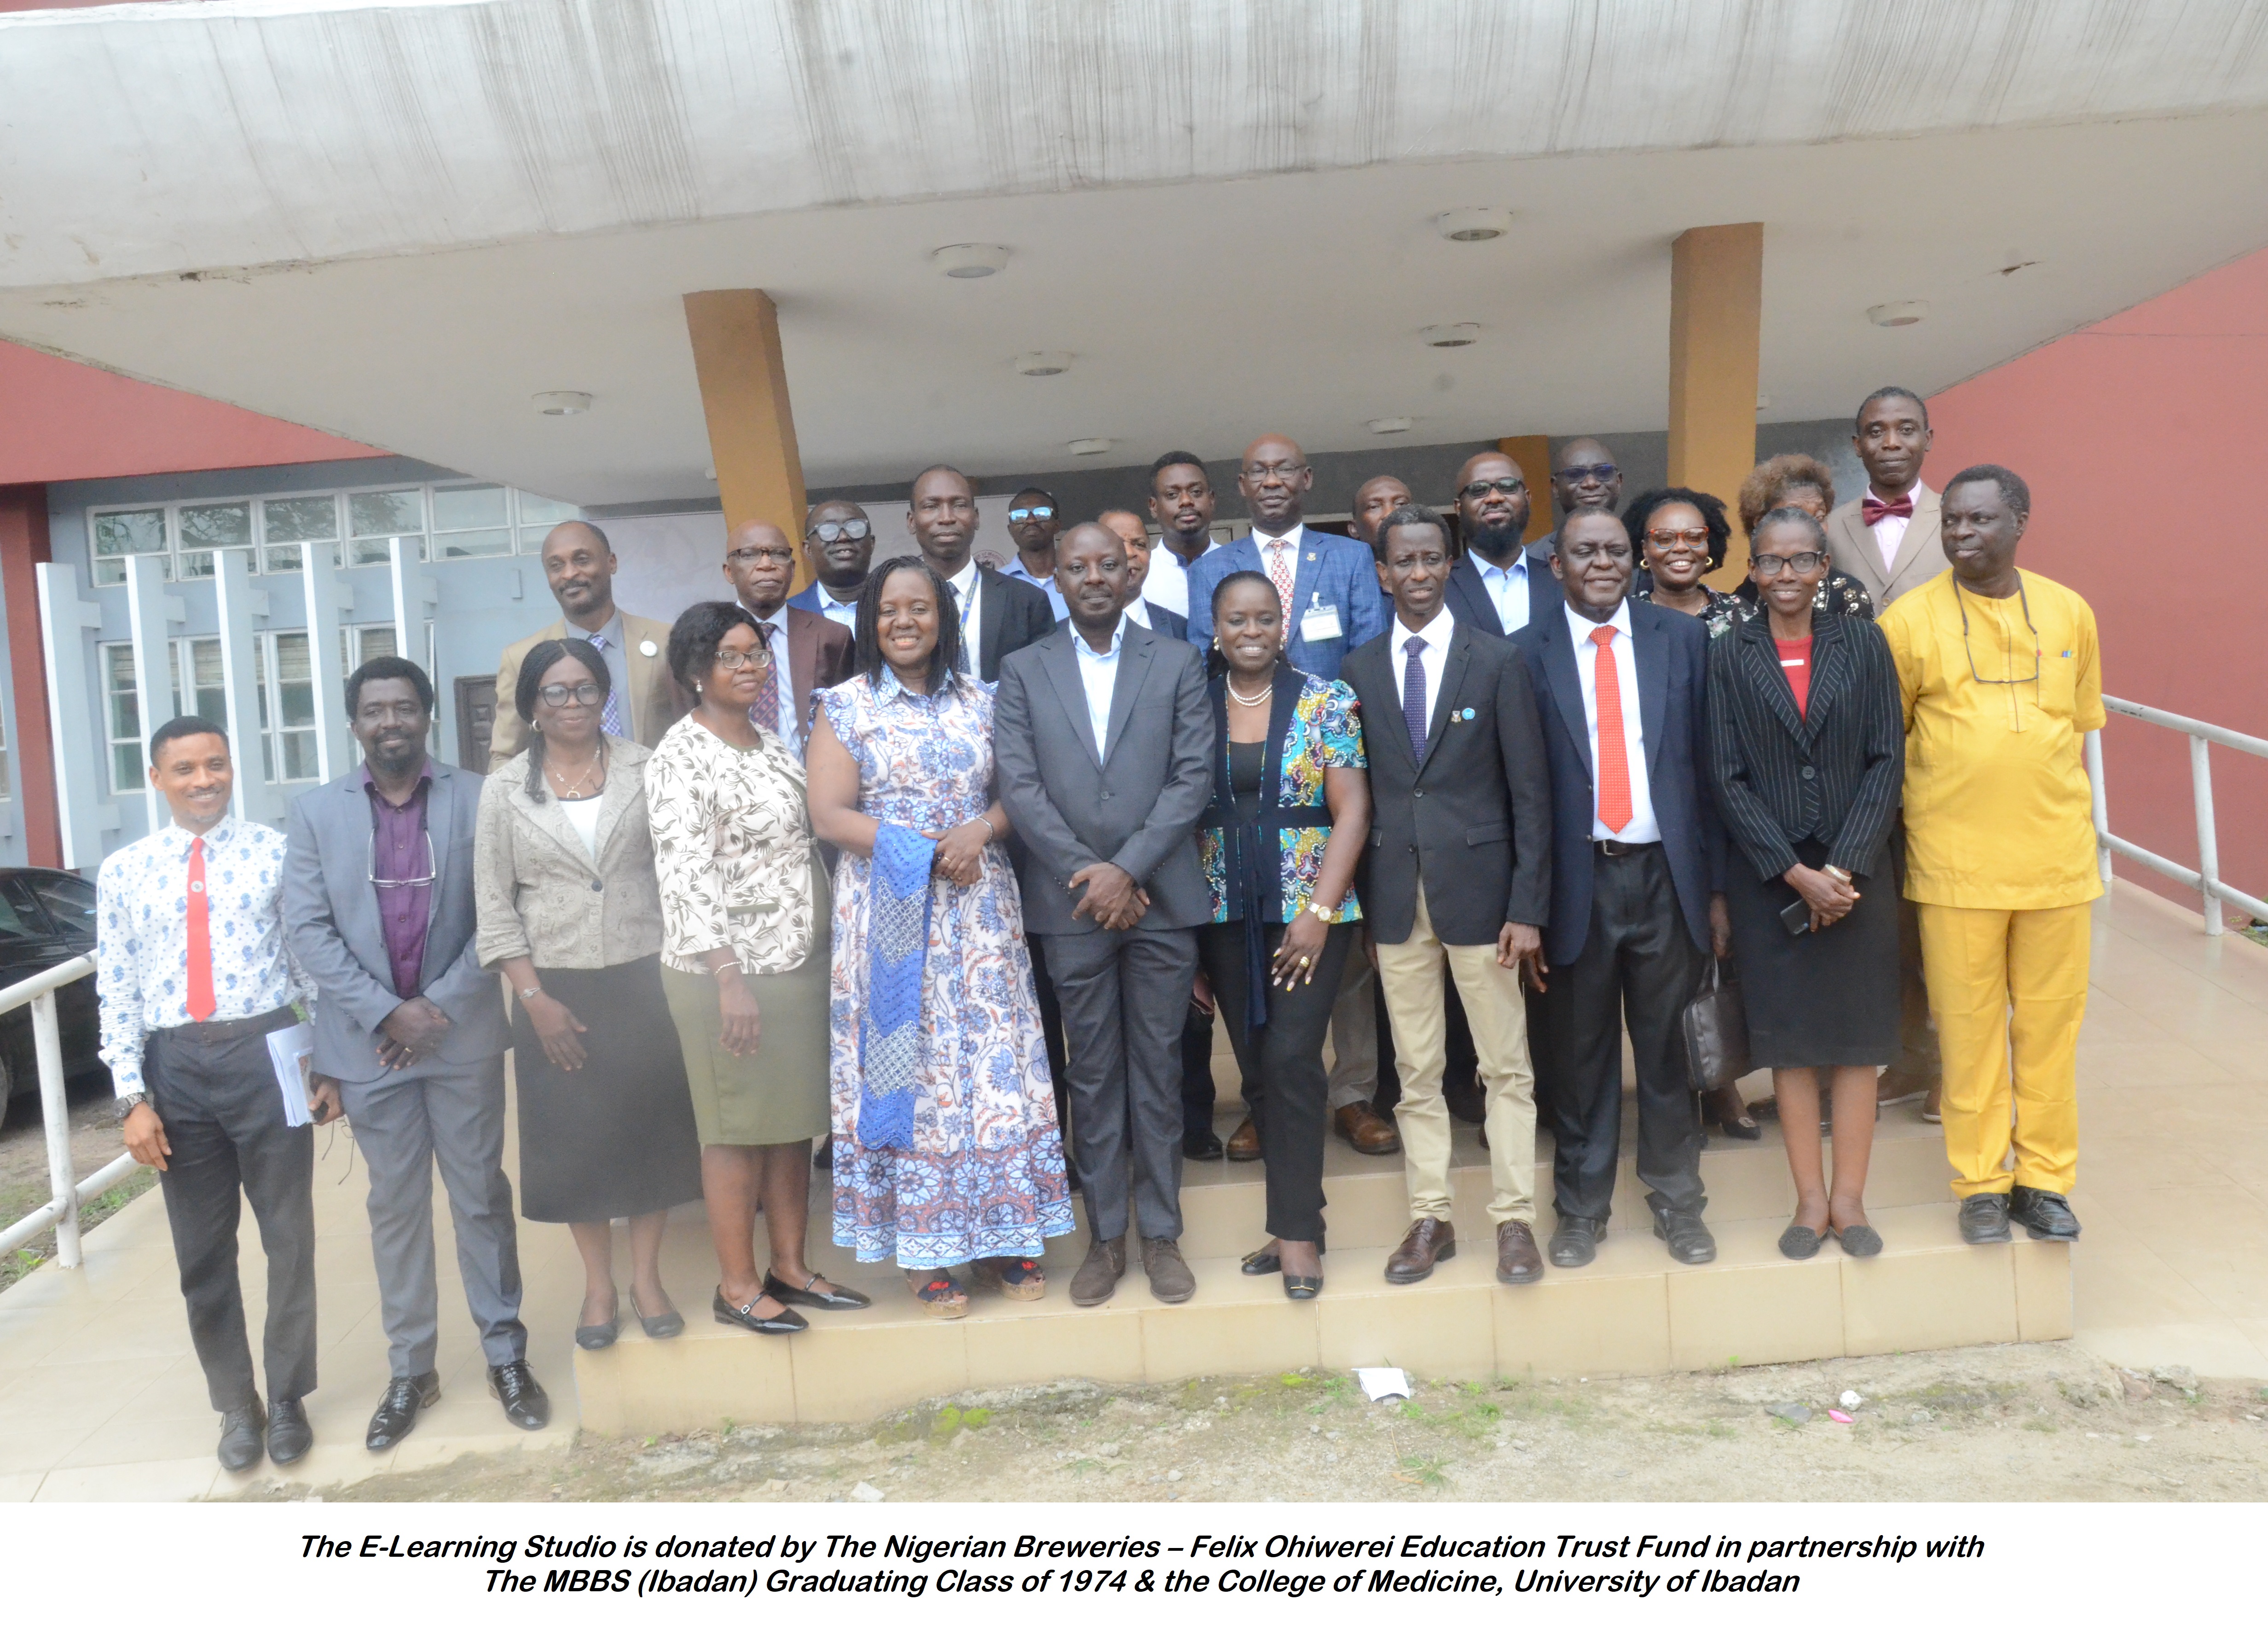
683, 289, 809, 586
1667, 223, 1763, 585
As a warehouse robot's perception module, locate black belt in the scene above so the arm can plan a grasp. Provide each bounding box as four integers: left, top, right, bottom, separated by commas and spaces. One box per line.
150, 1004, 299, 1046
1593, 838, 1660, 857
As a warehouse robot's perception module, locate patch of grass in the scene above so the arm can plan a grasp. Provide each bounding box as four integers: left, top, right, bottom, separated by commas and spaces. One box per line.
0, 1167, 156, 1293
1707, 1420, 1736, 1439
1397, 1455, 1452, 1490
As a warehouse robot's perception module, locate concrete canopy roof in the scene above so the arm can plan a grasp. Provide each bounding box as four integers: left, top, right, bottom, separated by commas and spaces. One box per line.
2, 0, 2266, 504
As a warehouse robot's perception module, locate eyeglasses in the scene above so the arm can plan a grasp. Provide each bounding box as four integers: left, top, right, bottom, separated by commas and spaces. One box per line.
1007, 505, 1056, 522
1459, 478, 1526, 501
725, 546, 797, 567
1644, 528, 1711, 550
368, 830, 437, 891
1241, 462, 1308, 482
537, 682, 607, 708
1555, 463, 1620, 485
807, 518, 871, 544
1751, 551, 1825, 577
1955, 577, 2042, 715
713, 647, 771, 672
1559, 541, 1633, 564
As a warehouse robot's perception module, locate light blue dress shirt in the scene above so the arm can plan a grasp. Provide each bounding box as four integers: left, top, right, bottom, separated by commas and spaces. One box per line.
1478, 554, 1533, 635
1072, 615, 1127, 758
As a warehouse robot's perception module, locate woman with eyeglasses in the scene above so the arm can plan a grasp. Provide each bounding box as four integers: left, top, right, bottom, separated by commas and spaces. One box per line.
648, 603, 869, 1337
1733, 455, 1876, 624
1626, 487, 1742, 639
1706, 508, 1906, 1259
474, 636, 701, 1349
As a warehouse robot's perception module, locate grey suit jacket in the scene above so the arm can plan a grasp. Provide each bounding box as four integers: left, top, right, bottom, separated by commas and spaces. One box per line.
284, 760, 508, 1083
1827, 484, 1944, 612
993, 620, 1216, 935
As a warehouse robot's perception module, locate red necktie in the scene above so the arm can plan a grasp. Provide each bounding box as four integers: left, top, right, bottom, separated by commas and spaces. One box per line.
1861, 493, 1914, 527
1590, 627, 1633, 834
186, 837, 215, 1022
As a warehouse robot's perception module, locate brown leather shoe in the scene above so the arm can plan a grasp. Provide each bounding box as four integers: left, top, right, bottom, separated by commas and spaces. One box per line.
1383, 1218, 1457, 1285
1495, 1221, 1544, 1285
1069, 1235, 1127, 1307
1226, 1117, 1263, 1162
1141, 1237, 1196, 1303
1332, 1102, 1401, 1156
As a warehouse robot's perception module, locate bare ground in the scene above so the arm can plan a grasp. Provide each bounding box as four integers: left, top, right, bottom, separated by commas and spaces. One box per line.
0, 1074, 149, 1292
224, 1342, 2268, 1504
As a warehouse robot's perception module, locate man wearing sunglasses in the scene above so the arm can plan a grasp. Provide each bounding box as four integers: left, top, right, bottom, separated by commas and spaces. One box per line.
788, 499, 879, 627
1529, 438, 1625, 561
1444, 447, 1564, 638
999, 487, 1070, 618
285, 657, 545, 1453
723, 517, 853, 755
1879, 465, 2100, 1248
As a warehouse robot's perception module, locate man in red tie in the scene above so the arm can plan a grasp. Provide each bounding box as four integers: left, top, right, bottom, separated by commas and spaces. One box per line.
99, 718, 335, 1473
1512, 510, 1731, 1268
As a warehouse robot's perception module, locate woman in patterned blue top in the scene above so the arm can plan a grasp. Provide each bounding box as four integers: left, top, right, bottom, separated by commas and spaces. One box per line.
1193, 571, 1370, 1299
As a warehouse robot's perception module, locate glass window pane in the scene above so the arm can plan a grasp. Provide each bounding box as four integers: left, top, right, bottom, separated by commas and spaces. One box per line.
262, 496, 339, 543
113, 744, 143, 793
348, 535, 423, 567
93, 509, 167, 558
178, 551, 216, 579
516, 492, 582, 527
29, 875, 96, 936
357, 626, 398, 664
281, 730, 318, 781
348, 490, 423, 538
432, 484, 508, 531
262, 542, 304, 575
179, 503, 252, 548
190, 638, 225, 724
434, 527, 512, 560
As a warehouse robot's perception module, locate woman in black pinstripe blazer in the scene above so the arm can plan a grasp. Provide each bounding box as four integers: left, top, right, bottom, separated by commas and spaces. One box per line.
1707, 509, 1906, 1262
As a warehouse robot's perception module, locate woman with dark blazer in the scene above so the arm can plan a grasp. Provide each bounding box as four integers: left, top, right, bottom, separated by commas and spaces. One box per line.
1707, 508, 1905, 1261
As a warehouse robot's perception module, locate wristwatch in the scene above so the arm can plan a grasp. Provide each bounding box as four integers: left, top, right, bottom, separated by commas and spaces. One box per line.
1306, 900, 1340, 925
117, 1093, 150, 1116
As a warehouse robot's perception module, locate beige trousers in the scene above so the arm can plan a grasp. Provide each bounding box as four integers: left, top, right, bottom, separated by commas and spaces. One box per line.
1373, 881, 1537, 1225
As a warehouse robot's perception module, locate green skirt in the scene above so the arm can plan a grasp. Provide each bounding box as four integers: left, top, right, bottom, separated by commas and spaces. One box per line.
663, 884, 831, 1148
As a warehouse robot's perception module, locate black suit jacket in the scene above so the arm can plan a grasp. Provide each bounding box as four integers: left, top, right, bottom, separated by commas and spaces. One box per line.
1144, 601, 1189, 642
1444, 548, 1562, 638
1707, 610, 1904, 884
1341, 619, 1552, 945
974, 566, 1057, 682
1513, 600, 1726, 967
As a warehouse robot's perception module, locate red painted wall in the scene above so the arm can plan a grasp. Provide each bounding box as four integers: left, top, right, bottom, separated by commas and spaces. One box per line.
1927, 246, 2268, 921
0, 339, 381, 485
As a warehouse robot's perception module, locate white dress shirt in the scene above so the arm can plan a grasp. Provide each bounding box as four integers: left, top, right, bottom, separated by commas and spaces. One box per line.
1475, 552, 1533, 634
1868, 482, 1920, 576
1565, 601, 1660, 844
1124, 599, 1151, 628
1252, 523, 1306, 594
95, 816, 314, 1099
946, 558, 983, 672
811, 583, 859, 628
1072, 614, 1128, 758
1391, 605, 1456, 734
739, 603, 803, 757
1142, 544, 1198, 618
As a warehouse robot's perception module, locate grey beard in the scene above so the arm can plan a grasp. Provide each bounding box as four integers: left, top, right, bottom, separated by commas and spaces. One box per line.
1468, 519, 1525, 561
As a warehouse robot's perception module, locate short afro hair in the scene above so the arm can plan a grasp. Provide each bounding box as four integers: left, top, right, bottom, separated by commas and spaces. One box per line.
909, 463, 975, 502
149, 714, 228, 766
1737, 453, 1835, 537
1943, 463, 2031, 516
1148, 450, 1209, 488
345, 655, 434, 719
1621, 486, 1732, 571
1855, 387, 1929, 435
1371, 503, 1453, 562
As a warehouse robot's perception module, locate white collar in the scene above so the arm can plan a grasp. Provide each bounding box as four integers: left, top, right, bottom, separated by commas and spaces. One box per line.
1252, 523, 1303, 551
947, 558, 979, 596
1476, 552, 1528, 580
162, 814, 239, 855
1564, 597, 1633, 645
1392, 605, 1456, 650
1867, 481, 1922, 508
1072, 614, 1128, 658
818, 583, 859, 609
1125, 598, 1152, 627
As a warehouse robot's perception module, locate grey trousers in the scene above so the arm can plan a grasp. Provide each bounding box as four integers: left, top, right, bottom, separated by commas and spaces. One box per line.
1325, 954, 1379, 1110
341, 1053, 526, 1379
1041, 925, 1199, 1243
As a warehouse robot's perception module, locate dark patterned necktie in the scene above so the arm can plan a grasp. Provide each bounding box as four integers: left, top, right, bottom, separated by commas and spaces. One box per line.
1402, 636, 1429, 760
586, 631, 626, 737
749, 623, 782, 734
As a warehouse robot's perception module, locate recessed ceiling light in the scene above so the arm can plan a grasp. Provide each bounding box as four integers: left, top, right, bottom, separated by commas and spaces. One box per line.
1420, 324, 1481, 348
1366, 417, 1414, 435
1867, 301, 1928, 328
931, 243, 1010, 278
1015, 351, 1071, 377
1067, 437, 1111, 457
532, 391, 592, 416
1435, 208, 1512, 243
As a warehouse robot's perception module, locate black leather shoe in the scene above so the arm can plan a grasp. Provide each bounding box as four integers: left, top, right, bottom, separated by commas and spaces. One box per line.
764, 1269, 873, 1311
488, 1361, 551, 1431
1959, 1193, 2013, 1244
1548, 1216, 1604, 1268
266, 1397, 312, 1466
813, 1134, 834, 1171
217, 1397, 266, 1472
1182, 1128, 1225, 1160
714, 1286, 808, 1335
2008, 1185, 2081, 1241
1652, 1209, 1717, 1264
365, 1372, 440, 1452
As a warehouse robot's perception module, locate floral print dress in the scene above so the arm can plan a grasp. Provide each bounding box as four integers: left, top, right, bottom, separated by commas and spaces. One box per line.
819, 672, 1074, 1268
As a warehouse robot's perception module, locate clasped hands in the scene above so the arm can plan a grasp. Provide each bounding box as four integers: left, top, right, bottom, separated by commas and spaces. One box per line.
1782, 863, 1859, 933
1069, 862, 1148, 931
923, 819, 992, 887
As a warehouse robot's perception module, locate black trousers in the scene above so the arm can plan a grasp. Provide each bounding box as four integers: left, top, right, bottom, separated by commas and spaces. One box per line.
1198, 920, 1352, 1243
145, 1019, 317, 1413
1028, 935, 1073, 1132
1180, 1006, 1219, 1139
1545, 846, 1707, 1223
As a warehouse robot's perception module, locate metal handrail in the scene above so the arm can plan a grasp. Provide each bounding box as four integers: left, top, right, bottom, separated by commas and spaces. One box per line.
2089, 696, 2268, 936
0, 953, 142, 1267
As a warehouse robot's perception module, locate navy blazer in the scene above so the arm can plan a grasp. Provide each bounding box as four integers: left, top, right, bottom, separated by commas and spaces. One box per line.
1185, 527, 1387, 680
787, 582, 858, 621
1444, 547, 1562, 638
1512, 600, 1726, 967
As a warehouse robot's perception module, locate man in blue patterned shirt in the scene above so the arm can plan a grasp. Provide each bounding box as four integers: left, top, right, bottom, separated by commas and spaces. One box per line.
98, 716, 329, 1474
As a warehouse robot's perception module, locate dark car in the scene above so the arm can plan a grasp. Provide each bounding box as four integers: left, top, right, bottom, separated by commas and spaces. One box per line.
0, 867, 104, 1120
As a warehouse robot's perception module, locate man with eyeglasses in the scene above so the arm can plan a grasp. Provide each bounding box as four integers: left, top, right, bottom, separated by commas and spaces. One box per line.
789, 499, 879, 627
285, 656, 546, 1452
1186, 434, 1386, 681
999, 487, 1071, 619
1445, 448, 1564, 638
908, 464, 1055, 682
489, 520, 681, 769
723, 517, 853, 755
1530, 439, 1625, 560
1142, 451, 1219, 619
1879, 465, 2100, 1248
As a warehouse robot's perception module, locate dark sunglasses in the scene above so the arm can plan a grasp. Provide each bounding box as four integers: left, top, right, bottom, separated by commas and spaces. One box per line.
1008, 505, 1056, 522
1554, 463, 1620, 485
1459, 477, 1527, 501
808, 519, 871, 544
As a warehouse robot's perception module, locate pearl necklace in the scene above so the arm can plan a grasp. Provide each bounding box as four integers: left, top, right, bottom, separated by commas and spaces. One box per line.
1226, 680, 1274, 707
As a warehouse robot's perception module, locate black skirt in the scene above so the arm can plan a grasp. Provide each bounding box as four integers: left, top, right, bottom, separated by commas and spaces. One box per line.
1722, 838, 1899, 1068
513, 954, 704, 1223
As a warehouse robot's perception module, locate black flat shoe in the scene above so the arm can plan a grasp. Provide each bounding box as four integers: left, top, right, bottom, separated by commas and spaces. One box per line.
765, 1269, 872, 1311
1239, 1232, 1326, 1276
1183, 1128, 1225, 1160
1282, 1273, 1323, 1301
366, 1372, 440, 1452
714, 1286, 808, 1335
489, 1362, 551, 1431
2008, 1185, 2081, 1241
1548, 1216, 1604, 1269
218, 1397, 266, 1472
266, 1397, 312, 1466
631, 1291, 684, 1339
1834, 1223, 1884, 1258
1777, 1223, 1823, 1261
813, 1135, 834, 1171
575, 1295, 619, 1351
1958, 1193, 2013, 1244
1652, 1209, 1717, 1265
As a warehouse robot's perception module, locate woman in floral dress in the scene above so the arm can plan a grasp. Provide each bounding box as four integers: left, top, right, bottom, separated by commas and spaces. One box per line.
806, 557, 1073, 1317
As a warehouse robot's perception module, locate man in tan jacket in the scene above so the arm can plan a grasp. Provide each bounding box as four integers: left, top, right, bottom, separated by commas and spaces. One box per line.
490, 522, 682, 768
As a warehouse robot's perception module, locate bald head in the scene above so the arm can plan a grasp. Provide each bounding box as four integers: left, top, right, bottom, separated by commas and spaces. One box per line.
1238, 433, 1313, 531
539, 520, 619, 629
1455, 448, 1531, 564
723, 518, 798, 617
1055, 521, 1132, 636
1349, 475, 1413, 548
1551, 437, 1621, 516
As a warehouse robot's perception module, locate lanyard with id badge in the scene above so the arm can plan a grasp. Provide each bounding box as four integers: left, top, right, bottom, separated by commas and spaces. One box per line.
1299, 590, 1343, 645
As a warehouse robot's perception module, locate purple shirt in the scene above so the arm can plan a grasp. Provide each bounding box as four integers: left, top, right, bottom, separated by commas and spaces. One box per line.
360, 760, 434, 1000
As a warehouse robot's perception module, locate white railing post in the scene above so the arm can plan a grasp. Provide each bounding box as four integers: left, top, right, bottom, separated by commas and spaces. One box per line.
33, 988, 81, 1268
2084, 729, 2111, 886
2190, 734, 2223, 935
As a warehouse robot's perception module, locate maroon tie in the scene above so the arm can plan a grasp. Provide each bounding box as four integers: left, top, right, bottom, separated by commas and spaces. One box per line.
1861, 493, 1914, 527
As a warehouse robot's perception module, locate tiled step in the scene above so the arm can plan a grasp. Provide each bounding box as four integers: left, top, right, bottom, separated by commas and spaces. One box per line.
573, 1200, 2069, 1433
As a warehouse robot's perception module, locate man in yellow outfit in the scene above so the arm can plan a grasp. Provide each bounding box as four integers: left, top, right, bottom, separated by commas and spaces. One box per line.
1880, 464, 2100, 1246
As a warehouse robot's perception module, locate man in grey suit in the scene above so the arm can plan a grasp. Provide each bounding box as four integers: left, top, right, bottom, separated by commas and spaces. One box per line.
995, 523, 1215, 1308
285, 656, 548, 1453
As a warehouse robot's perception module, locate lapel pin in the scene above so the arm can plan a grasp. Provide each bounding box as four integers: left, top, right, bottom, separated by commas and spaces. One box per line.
1306, 552, 1316, 561
639, 639, 659, 657
1462, 707, 1476, 720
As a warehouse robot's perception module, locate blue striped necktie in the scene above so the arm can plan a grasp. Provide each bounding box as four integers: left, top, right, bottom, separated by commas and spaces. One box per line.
586, 631, 626, 737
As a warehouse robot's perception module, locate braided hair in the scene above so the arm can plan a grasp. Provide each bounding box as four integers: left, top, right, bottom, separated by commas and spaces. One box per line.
514, 636, 608, 802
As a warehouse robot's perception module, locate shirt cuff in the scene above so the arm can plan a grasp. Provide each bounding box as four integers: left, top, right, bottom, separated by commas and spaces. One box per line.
108, 1057, 145, 1099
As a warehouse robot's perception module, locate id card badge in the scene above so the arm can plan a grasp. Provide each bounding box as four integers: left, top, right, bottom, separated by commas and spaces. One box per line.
1300, 596, 1344, 644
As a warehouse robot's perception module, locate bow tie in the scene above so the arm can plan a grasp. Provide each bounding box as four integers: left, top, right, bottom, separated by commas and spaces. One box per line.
1862, 493, 1915, 527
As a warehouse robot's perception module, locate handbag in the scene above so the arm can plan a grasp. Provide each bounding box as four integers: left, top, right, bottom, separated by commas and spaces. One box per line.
1681, 957, 1752, 1094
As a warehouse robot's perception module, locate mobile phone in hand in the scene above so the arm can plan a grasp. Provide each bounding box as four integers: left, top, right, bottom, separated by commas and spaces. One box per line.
1780, 897, 1812, 936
